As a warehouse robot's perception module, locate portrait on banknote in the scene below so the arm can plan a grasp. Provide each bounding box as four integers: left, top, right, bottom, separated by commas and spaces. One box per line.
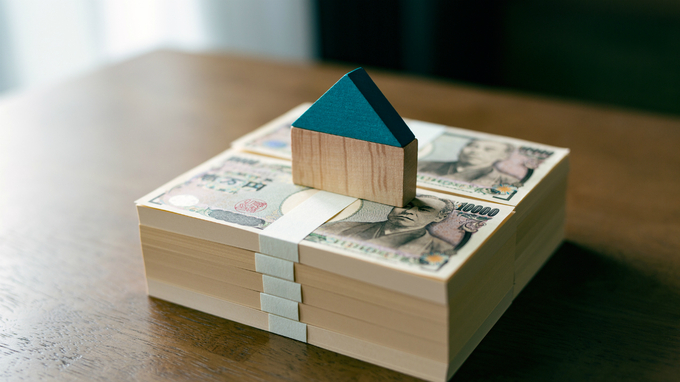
308, 194, 499, 271
418, 139, 521, 187
417, 132, 558, 202
321, 195, 456, 255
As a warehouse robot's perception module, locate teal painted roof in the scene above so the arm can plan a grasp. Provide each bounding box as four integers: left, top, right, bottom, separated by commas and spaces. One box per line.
292, 68, 414, 147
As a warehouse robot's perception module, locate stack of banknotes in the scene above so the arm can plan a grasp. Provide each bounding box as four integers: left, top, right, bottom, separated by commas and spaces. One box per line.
136, 104, 569, 381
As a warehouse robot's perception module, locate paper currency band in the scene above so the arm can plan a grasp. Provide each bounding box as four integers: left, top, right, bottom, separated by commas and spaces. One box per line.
255, 253, 295, 281
269, 314, 307, 342
260, 293, 299, 321
259, 191, 357, 262
262, 274, 302, 302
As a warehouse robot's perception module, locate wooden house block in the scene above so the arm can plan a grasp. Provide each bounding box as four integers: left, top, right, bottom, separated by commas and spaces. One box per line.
291, 127, 418, 207
291, 68, 417, 207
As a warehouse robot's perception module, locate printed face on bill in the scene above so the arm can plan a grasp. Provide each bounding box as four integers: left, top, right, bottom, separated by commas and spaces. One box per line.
386, 197, 448, 229
458, 140, 513, 167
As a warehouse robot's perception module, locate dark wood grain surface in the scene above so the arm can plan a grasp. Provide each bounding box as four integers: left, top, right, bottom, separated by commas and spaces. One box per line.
1, 51, 679, 381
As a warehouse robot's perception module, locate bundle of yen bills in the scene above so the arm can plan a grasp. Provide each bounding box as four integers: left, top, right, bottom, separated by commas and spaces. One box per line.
136, 104, 569, 381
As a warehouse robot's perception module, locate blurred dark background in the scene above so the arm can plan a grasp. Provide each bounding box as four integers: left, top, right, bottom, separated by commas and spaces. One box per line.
315, 0, 680, 116
1, 0, 678, 117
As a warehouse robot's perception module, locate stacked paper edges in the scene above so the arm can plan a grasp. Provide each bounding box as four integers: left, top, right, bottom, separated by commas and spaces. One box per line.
136, 104, 569, 381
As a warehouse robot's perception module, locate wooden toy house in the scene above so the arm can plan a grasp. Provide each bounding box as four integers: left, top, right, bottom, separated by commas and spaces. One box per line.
291, 68, 418, 207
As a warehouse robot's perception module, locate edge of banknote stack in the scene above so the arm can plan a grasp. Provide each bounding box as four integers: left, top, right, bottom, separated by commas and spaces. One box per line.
135, 104, 569, 381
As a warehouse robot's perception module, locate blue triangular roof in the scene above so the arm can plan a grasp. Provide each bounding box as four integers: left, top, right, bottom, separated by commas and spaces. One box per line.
292, 68, 415, 147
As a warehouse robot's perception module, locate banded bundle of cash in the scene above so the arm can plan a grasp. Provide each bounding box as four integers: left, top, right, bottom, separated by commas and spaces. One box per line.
136, 104, 569, 381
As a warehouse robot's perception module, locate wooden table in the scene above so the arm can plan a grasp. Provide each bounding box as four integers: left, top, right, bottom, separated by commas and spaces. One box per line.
1, 51, 679, 381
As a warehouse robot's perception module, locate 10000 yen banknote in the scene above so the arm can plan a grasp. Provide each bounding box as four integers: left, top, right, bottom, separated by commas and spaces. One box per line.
231, 104, 569, 206
136, 150, 513, 278
308, 193, 512, 277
